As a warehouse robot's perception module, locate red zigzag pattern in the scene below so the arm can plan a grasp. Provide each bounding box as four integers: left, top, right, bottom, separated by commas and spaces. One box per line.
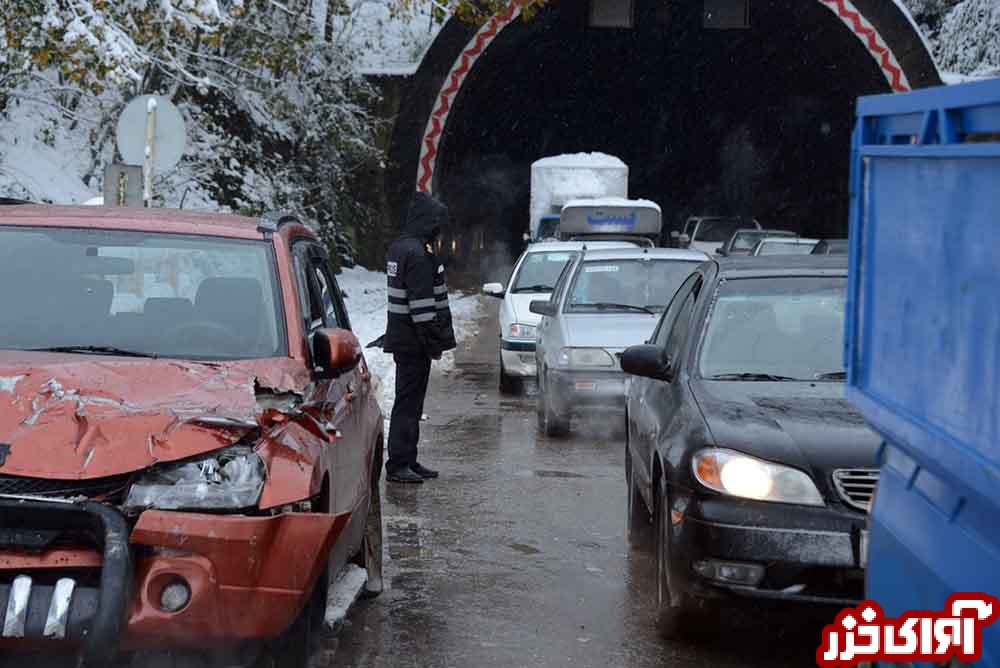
418, 0, 911, 193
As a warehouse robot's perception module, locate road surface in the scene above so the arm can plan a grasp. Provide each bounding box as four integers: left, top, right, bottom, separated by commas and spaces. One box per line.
333, 303, 830, 668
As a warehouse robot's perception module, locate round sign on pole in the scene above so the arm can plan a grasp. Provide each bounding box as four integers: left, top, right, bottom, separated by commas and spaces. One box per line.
116, 95, 186, 172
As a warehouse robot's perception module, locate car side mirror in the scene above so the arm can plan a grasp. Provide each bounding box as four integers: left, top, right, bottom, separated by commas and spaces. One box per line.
312, 328, 361, 379
716, 247, 726, 255
482, 282, 505, 298
621, 345, 673, 382
529, 300, 557, 317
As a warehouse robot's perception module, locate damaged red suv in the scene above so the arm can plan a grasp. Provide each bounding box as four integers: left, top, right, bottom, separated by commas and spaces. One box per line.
0, 206, 384, 666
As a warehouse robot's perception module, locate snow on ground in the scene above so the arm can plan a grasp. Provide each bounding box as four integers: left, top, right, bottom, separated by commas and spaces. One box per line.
338, 266, 485, 416
324, 563, 368, 630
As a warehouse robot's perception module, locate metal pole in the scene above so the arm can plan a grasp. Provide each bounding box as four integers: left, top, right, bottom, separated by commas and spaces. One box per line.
143, 97, 157, 207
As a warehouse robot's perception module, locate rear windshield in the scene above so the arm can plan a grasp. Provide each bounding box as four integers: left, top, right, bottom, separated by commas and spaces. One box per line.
511, 251, 576, 293
566, 259, 699, 313
758, 241, 816, 256
0, 226, 286, 360
732, 230, 794, 251
699, 276, 847, 381
696, 219, 746, 242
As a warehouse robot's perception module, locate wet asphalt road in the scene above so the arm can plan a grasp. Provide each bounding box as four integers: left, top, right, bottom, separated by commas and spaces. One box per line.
333, 305, 830, 668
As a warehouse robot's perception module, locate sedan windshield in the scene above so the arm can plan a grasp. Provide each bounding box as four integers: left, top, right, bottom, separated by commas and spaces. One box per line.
511, 251, 575, 292
0, 226, 285, 360
699, 276, 846, 381
566, 259, 699, 313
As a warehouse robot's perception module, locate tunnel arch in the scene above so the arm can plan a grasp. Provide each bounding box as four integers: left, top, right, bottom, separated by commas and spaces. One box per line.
385, 0, 939, 272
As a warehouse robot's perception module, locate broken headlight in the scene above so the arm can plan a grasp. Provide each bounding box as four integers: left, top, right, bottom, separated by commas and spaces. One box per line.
124, 446, 265, 512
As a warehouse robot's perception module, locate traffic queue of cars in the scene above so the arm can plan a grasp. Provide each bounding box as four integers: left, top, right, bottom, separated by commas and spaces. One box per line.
485, 205, 873, 638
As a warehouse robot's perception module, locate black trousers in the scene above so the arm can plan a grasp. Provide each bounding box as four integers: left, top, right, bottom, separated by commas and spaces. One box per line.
387, 353, 432, 473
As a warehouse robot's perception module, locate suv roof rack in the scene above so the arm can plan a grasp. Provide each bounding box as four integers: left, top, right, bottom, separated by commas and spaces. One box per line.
258, 210, 300, 234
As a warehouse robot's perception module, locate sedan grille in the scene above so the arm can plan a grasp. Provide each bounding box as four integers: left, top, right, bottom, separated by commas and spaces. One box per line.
832, 469, 879, 512
0, 474, 132, 502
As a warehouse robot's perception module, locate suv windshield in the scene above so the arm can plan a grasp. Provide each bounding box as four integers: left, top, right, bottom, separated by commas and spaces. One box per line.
699, 276, 846, 381
566, 259, 699, 313
511, 251, 575, 292
697, 219, 745, 243
0, 226, 285, 360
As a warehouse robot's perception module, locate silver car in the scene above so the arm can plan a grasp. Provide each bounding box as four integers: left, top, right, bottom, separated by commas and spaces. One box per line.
530, 247, 708, 436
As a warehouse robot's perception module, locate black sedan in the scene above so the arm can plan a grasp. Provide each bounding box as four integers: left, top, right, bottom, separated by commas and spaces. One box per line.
622, 256, 879, 637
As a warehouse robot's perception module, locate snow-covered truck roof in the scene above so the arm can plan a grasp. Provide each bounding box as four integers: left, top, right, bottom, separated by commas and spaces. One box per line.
531, 153, 628, 169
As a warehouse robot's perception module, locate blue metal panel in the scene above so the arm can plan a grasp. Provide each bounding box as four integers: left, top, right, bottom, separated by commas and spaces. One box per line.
846, 77, 1000, 668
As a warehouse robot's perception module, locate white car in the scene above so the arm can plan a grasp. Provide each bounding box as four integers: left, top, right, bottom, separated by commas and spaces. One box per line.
482, 241, 634, 393
530, 247, 709, 435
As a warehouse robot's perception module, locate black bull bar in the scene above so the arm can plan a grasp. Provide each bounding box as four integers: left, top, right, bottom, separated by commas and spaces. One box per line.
0, 497, 131, 666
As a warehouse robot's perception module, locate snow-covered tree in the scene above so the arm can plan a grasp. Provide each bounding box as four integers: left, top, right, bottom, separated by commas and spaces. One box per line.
903, 0, 1000, 76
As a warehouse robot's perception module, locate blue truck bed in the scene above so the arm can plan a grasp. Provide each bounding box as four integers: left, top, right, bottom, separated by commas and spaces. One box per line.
846, 78, 1000, 667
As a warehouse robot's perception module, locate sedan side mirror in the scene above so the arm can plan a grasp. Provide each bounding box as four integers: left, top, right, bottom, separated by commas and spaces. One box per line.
716, 247, 726, 256
482, 282, 505, 298
529, 300, 557, 317
621, 345, 673, 382
312, 328, 361, 379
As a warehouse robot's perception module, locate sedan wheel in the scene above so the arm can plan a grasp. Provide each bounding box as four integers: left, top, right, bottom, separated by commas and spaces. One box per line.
537, 372, 570, 437
498, 355, 523, 395
625, 445, 650, 544
655, 486, 697, 639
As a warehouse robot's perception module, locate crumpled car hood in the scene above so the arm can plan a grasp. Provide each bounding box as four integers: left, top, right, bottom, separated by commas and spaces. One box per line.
0, 350, 311, 479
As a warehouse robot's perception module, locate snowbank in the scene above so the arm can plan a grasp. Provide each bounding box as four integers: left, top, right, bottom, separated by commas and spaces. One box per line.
338, 266, 484, 415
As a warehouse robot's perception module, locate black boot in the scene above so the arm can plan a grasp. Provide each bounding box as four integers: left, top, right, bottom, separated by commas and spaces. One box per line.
387, 466, 424, 484
411, 463, 439, 479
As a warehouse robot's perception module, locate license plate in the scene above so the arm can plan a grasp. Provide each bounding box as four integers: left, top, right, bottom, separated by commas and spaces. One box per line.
860, 529, 869, 567
575, 382, 596, 391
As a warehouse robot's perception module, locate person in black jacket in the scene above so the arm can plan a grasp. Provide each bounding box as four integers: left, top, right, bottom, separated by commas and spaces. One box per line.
384, 192, 457, 484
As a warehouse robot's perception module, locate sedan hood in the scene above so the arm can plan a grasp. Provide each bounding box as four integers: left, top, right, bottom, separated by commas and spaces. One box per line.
563, 313, 659, 350
507, 292, 549, 328
690, 380, 881, 494
0, 351, 310, 479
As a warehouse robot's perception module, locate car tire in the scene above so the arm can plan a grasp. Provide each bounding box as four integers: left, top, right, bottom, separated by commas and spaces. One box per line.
625, 443, 650, 544
498, 356, 523, 395
352, 454, 384, 599
654, 482, 706, 639
537, 371, 569, 437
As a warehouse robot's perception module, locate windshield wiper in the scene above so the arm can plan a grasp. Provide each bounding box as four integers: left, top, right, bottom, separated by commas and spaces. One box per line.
512, 285, 553, 293
28, 346, 159, 359
580, 302, 656, 315
708, 373, 799, 382
814, 370, 848, 380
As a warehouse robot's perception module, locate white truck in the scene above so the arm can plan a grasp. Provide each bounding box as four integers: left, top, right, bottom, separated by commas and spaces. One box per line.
529, 153, 629, 242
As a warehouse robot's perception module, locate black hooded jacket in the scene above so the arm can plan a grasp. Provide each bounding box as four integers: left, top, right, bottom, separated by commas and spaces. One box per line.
384, 192, 457, 356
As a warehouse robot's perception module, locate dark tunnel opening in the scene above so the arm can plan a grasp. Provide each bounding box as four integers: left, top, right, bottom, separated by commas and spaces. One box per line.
431, 0, 893, 280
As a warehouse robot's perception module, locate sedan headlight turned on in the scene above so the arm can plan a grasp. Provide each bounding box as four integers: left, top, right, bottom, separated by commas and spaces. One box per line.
124, 445, 265, 512
692, 448, 824, 506
558, 347, 616, 368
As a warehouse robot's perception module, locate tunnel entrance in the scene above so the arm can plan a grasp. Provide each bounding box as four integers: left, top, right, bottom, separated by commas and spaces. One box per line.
388, 0, 939, 279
